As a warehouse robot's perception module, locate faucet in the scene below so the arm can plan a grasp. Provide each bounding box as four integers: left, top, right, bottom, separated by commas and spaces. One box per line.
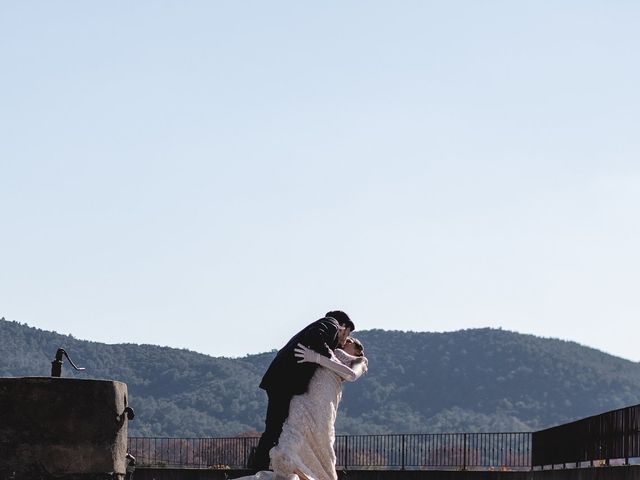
51, 348, 86, 377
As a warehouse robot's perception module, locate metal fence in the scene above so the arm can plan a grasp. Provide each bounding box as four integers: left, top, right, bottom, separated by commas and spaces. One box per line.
532, 403, 640, 468
127, 437, 258, 468
335, 433, 531, 470
128, 404, 640, 471
128, 433, 532, 470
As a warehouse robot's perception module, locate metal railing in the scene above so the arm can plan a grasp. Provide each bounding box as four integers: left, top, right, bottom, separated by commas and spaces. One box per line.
128, 404, 640, 471
532, 403, 640, 468
128, 436, 258, 468
335, 433, 531, 470
128, 432, 532, 470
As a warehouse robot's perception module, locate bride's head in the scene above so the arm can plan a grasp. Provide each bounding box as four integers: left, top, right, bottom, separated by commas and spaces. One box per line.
343, 337, 364, 357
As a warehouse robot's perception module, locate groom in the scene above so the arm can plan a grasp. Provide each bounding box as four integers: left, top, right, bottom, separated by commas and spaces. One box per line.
250, 310, 355, 471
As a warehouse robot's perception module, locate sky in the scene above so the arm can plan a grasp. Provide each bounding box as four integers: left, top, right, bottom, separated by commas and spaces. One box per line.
1, 2, 639, 361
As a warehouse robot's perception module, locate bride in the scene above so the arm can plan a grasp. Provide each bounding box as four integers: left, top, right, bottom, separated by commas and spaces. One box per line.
237, 337, 368, 480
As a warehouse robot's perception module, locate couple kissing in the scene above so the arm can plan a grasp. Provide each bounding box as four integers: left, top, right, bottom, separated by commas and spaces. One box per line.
241, 310, 368, 480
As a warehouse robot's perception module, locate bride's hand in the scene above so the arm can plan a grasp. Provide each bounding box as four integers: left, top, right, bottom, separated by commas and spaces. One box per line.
294, 343, 321, 364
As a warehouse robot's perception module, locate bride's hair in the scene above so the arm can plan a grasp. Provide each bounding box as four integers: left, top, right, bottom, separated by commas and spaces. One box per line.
346, 337, 364, 357
337, 337, 368, 376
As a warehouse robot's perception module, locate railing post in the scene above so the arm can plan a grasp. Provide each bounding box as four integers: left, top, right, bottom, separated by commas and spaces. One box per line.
401, 434, 405, 470
529, 433, 533, 471
344, 435, 349, 471
243, 437, 248, 468
462, 433, 467, 471
624, 406, 629, 465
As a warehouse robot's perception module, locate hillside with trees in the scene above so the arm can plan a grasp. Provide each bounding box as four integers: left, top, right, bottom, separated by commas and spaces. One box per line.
2, 318, 639, 437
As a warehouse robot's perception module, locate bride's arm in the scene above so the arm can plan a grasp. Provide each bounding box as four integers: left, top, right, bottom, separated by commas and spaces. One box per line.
294, 344, 360, 381
349, 357, 368, 381
295, 344, 368, 381
334, 349, 368, 381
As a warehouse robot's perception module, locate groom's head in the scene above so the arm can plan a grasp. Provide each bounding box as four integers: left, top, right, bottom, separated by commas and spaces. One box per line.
325, 310, 355, 332
326, 310, 355, 347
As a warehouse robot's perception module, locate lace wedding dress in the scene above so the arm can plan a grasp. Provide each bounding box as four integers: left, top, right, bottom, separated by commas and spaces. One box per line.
236, 349, 367, 480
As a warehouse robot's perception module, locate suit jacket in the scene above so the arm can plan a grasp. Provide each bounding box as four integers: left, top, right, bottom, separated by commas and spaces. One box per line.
259, 317, 340, 396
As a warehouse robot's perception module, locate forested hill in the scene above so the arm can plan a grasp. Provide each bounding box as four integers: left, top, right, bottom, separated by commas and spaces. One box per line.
2, 318, 640, 437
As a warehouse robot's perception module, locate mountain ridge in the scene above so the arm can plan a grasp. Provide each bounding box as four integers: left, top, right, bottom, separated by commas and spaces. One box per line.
2, 317, 639, 437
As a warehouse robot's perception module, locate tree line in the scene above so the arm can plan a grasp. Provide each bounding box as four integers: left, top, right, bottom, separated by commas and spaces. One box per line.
2, 318, 639, 437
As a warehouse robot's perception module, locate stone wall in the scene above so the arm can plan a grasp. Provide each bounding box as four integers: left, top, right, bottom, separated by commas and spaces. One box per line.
0, 377, 131, 480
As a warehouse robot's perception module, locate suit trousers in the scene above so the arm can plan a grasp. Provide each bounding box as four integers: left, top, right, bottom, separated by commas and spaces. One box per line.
251, 389, 294, 471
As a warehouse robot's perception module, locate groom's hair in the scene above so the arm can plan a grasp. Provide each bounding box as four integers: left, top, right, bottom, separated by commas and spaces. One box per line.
325, 310, 355, 332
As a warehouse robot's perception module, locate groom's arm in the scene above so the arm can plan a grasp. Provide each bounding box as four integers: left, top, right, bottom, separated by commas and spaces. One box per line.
299, 318, 339, 358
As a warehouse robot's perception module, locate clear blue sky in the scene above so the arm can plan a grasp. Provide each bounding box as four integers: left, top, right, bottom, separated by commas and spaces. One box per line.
2, 2, 639, 361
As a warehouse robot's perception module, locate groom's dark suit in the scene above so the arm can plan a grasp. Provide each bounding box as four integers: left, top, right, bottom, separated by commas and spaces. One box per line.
251, 316, 342, 470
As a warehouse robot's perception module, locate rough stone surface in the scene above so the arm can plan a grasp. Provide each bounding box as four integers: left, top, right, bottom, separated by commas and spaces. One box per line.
0, 377, 129, 479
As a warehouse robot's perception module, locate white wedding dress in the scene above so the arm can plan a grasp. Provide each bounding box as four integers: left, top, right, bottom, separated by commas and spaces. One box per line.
237, 350, 367, 480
